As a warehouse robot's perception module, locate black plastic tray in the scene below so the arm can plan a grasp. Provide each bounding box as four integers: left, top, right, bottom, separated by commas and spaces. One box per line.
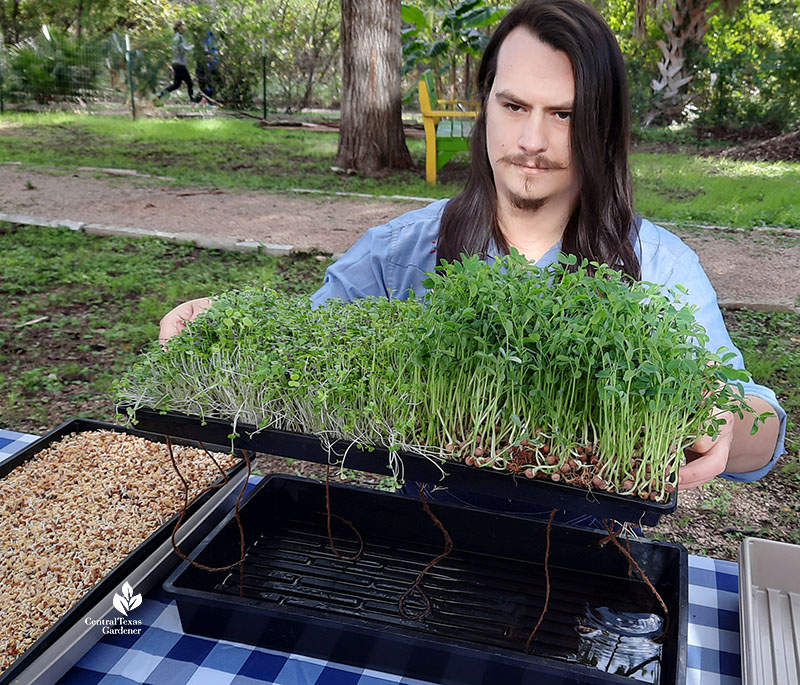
127, 407, 676, 525
165, 474, 688, 685
0, 418, 246, 685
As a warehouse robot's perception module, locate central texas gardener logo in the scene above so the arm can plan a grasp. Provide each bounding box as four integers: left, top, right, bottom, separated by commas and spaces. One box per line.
113, 582, 142, 616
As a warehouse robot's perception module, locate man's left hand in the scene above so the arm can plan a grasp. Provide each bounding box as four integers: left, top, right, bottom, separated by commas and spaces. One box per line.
679, 410, 735, 489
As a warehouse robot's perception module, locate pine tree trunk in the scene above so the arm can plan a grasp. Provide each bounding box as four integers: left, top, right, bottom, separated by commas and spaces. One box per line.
646, 0, 715, 125
336, 0, 413, 172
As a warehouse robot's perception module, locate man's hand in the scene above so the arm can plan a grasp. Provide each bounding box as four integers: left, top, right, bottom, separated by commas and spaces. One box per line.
679, 409, 735, 490
158, 297, 212, 346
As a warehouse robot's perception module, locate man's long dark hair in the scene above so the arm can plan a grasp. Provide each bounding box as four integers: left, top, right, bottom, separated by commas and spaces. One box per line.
437, 0, 641, 280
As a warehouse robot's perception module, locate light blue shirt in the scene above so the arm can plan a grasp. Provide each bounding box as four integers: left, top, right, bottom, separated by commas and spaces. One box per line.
311, 198, 787, 482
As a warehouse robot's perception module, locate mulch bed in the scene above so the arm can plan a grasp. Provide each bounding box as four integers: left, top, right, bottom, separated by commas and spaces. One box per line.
721, 128, 800, 163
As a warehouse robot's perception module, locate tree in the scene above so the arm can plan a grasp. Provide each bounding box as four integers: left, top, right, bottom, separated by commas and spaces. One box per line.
336, 0, 413, 173
401, 0, 505, 101
631, 0, 743, 124
0, 0, 24, 43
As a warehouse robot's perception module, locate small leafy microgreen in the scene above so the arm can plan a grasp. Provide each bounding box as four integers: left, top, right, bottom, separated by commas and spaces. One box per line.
115, 253, 754, 501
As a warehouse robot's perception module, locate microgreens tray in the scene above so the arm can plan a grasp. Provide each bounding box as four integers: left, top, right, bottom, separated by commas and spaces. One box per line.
165, 474, 689, 685
127, 407, 677, 526
0, 418, 247, 685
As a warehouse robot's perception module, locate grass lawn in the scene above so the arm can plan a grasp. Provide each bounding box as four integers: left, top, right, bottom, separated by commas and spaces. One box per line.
0, 225, 330, 432
1, 112, 799, 228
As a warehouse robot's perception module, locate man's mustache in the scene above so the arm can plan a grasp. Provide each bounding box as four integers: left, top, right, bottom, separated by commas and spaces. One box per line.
498, 153, 567, 170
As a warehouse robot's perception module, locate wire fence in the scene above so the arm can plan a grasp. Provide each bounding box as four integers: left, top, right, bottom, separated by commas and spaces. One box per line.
0, 28, 161, 117
0, 26, 280, 118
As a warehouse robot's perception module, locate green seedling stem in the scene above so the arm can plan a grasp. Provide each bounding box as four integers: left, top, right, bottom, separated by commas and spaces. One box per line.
116, 253, 757, 500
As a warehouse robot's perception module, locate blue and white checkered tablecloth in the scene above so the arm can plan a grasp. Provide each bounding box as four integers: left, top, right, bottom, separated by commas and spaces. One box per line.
0, 428, 39, 466
2, 430, 743, 685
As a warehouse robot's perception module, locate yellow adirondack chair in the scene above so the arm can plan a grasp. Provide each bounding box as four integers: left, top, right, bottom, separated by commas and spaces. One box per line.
418, 71, 479, 185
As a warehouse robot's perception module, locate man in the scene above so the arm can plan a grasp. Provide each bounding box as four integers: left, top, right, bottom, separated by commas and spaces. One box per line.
156, 20, 201, 104
160, 0, 785, 493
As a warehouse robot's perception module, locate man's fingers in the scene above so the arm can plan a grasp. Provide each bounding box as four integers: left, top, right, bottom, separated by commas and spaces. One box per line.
689, 434, 715, 454
158, 297, 212, 346
679, 442, 729, 490
158, 304, 193, 345
158, 319, 185, 346
679, 409, 736, 489
680, 438, 730, 489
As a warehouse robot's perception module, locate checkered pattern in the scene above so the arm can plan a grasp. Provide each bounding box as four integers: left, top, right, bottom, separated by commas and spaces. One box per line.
2, 430, 744, 684
0, 428, 39, 467
59, 592, 436, 685
687, 555, 742, 685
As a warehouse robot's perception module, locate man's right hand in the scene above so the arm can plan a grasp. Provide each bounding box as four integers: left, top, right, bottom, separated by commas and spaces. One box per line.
158, 297, 212, 346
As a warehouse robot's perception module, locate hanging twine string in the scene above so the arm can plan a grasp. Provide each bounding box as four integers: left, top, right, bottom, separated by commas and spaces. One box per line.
324, 463, 364, 562
398, 483, 455, 621
524, 506, 558, 652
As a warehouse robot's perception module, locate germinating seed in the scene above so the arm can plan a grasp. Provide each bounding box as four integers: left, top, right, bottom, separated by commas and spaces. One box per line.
0, 431, 238, 673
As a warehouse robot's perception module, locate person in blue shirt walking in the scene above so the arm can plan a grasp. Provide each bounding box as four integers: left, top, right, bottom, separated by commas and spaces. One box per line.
156, 20, 201, 104
196, 30, 219, 101
159, 0, 785, 497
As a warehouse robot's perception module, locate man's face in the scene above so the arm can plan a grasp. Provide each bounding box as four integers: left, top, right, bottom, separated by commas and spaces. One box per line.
485, 27, 578, 214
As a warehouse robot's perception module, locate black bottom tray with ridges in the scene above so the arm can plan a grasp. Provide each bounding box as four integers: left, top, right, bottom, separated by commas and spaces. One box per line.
165, 475, 688, 685
128, 407, 676, 526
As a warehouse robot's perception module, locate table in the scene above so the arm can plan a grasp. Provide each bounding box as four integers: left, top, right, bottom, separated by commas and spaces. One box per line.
1, 430, 743, 685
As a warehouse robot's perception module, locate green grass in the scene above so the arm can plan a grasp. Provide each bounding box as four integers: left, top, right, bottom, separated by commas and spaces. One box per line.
0, 224, 330, 431
1, 112, 798, 227
0, 112, 458, 199
632, 153, 800, 228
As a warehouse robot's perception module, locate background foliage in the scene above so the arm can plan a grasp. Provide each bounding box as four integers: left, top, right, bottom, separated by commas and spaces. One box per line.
1, 0, 798, 130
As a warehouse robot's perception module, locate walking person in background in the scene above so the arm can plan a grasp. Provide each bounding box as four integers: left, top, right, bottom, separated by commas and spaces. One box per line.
156, 20, 201, 104
196, 30, 219, 102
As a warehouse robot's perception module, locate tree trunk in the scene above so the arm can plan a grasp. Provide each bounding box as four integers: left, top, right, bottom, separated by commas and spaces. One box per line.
464, 53, 471, 101
77, 0, 84, 39
2, 0, 22, 43
646, 0, 715, 125
336, 0, 413, 173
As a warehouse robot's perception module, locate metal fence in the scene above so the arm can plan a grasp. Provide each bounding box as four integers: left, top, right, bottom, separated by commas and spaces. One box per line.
0, 27, 217, 118
2, 31, 139, 117
0, 26, 341, 119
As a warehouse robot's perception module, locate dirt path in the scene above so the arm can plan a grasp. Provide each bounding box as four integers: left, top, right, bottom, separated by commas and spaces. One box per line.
1, 164, 798, 311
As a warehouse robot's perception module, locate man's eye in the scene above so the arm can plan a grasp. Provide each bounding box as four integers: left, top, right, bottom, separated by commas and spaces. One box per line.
555, 111, 572, 121
504, 102, 524, 112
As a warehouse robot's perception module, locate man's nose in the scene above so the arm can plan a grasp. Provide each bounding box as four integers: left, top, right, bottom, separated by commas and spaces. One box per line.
518, 113, 548, 154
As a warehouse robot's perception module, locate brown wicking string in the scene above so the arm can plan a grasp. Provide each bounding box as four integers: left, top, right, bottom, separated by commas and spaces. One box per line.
398, 484, 454, 621
600, 520, 670, 642
324, 464, 364, 562
524, 506, 558, 652
197, 440, 228, 481
167, 436, 251, 593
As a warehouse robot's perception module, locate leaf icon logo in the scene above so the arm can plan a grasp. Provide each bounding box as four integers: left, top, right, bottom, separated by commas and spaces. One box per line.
112, 582, 143, 616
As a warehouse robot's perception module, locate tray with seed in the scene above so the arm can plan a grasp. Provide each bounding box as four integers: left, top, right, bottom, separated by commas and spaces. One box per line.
0, 418, 247, 685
